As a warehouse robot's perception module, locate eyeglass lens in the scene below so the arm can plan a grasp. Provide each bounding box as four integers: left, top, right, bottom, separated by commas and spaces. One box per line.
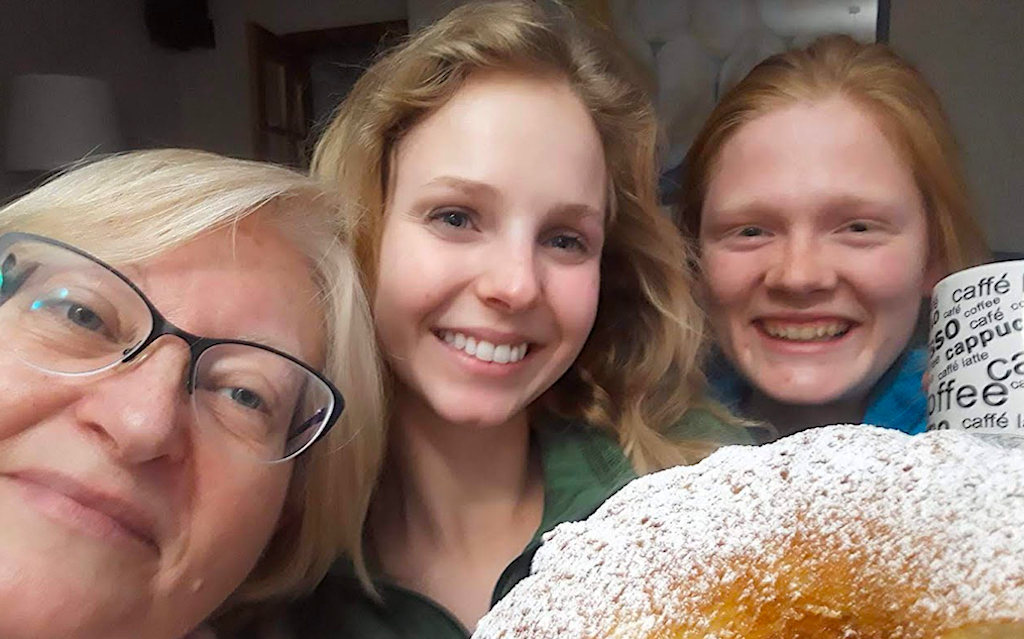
0, 236, 334, 462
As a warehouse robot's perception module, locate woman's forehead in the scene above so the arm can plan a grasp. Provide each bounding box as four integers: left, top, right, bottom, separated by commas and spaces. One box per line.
119, 225, 326, 363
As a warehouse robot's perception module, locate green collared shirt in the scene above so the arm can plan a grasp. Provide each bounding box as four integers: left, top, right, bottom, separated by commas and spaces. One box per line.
285, 409, 753, 639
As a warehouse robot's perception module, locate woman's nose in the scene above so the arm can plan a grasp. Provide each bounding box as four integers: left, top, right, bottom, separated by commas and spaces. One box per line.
764, 237, 838, 294
474, 240, 542, 313
72, 337, 192, 465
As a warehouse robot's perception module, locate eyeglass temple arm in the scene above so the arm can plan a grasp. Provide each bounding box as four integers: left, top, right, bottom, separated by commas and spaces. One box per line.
292, 407, 329, 439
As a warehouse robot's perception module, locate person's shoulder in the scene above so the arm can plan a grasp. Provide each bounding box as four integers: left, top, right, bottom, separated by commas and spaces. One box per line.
533, 412, 622, 455
864, 347, 928, 435
669, 405, 758, 447
534, 413, 635, 490
283, 561, 472, 639
282, 563, 381, 638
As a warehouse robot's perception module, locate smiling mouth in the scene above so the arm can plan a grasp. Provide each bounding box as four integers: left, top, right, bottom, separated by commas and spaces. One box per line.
435, 330, 530, 364
759, 320, 853, 342
7, 471, 159, 553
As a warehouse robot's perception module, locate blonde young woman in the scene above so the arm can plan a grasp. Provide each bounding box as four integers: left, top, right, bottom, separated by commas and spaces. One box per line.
286, 2, 752, 637
0, 150, 384, 639
679, 36, 990, 440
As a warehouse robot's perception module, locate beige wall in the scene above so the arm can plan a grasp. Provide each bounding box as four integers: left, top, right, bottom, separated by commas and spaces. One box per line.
890, 0, 1024, 254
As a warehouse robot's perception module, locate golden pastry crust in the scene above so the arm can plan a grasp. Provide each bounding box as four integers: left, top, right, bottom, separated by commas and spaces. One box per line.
474, 426, 1024, 639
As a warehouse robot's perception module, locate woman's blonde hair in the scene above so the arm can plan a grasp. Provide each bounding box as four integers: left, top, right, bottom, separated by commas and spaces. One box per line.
679, 34, 989, 272
313, 0, 712, 474
0, 150, 386, 606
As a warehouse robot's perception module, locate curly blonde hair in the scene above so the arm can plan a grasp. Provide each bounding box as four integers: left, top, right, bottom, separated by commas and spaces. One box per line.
313, 0, 715, 474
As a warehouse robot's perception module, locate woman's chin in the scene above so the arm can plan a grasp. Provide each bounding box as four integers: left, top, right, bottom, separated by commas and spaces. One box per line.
0, 575, 137, 639
749, 372, 868, 408
766, 388, 853, 406
739, 359, 874, 409
437, 408, 526, 431
412, 387, 535, 431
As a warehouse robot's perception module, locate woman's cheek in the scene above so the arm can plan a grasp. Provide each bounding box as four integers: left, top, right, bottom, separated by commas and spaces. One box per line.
844, 244, 929, 300
702, 252, 755, 306
550, 263, 601, 338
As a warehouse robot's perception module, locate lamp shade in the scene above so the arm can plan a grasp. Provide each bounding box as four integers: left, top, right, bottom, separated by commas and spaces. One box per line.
5, 74, 122, 171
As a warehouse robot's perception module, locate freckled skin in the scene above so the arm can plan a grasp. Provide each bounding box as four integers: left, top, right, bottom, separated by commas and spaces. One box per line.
700, 96, 937, 407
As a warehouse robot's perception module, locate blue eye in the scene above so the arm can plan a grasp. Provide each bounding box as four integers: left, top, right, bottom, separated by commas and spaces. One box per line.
431, 210, 471, 229
225, 387, 265, 411
65, 304, 104, 331
547, 235, 585, 252
30, 290, 107, 333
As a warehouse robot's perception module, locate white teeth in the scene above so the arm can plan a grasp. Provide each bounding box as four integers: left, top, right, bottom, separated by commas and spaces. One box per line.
439, 331, 529, 365
476, 341, 495, 362
493, 344, 511, 364
762, 321, 851, 341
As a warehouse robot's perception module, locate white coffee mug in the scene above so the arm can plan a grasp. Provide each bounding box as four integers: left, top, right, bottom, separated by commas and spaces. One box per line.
927, 261, 1024, 447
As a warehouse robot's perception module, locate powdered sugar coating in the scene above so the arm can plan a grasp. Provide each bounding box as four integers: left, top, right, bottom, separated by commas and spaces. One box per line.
474, 426, 1024, 639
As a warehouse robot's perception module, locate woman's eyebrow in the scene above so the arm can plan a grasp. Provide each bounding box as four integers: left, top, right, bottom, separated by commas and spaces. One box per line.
113, 263, 164, 301
233, 333, 299, 354
422, 175, 500, 200
550, 202, 605, 227
703, 200, 777, 221
421, 176, 604, 222
822, 194, 907, 216
707, 193, 905, 219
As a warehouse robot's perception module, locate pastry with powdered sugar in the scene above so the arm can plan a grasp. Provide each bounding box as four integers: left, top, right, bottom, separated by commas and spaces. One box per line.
474, 425, 1024, 639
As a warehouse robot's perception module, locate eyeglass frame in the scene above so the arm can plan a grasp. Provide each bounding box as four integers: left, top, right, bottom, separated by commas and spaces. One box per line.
0, 231, 345, 463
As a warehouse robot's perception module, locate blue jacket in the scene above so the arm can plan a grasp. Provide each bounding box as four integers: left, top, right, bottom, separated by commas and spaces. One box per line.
709, 348, 928, 437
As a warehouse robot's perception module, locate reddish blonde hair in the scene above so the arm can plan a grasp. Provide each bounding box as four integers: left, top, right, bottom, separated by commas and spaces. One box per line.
679, 34, 989, 273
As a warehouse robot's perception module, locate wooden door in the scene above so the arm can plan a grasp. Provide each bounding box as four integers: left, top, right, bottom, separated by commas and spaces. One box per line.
248, 22, 312, 166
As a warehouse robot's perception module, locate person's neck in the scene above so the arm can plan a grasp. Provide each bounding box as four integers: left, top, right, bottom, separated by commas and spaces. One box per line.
373, 391, 543, 555
747, 391, 868, 439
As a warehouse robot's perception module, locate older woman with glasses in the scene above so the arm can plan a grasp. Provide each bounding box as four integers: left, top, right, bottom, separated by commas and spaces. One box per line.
0, 150, 385, 639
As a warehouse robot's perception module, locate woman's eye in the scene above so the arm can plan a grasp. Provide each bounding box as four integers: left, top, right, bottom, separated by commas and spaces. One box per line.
737, 226, 765, 238
66, 304, 104, 331
846, 221, 870, 233
547, 234, 585, 252
429, 209, 473, 230
223, 387, 265, 411
31, 297, 107, 333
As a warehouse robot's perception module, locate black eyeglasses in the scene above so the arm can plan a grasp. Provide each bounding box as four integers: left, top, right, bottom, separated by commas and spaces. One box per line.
0, 232, 345, 463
